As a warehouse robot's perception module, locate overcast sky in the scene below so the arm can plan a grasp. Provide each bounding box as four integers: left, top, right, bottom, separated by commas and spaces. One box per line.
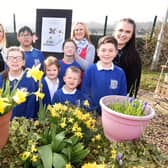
0, 0, 167, 31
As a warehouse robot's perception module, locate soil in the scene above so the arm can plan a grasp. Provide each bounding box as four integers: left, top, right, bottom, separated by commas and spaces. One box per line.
137, 89, 168, 155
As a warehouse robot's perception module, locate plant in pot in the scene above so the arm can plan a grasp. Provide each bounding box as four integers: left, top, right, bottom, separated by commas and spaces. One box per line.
99, 95, 155, 142
0, 65, 44, 149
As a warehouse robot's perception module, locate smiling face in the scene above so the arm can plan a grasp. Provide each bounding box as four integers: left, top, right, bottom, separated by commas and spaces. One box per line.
97, 43, 118, 66
7, 50, 25, 72
63, 41, 76, 57
17, 31, 33, 48
45, 64, 59, 81
73, 23, 86, 41
63, 69, 81, 91
114, 20, 134, 49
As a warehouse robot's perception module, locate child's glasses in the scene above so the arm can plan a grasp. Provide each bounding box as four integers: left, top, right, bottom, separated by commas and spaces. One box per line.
7, 56, 23, 62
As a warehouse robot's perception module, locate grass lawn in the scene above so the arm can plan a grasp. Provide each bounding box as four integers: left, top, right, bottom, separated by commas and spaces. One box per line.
140, 67, 162, 91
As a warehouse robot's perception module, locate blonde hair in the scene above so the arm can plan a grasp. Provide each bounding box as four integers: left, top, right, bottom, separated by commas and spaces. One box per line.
0, 23, 6, 48
44, 56, 60, 73
7, 46, 25, 59
65, 66, 81, 77
72, 22, 91, 42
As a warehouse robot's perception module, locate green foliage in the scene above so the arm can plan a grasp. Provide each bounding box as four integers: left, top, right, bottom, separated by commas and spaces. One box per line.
0, 116, 168, 167
108, 98, 146, 116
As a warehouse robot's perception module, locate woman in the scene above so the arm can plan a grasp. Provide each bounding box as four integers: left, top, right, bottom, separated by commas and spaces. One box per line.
0, 23, 7, 72
72, 22, 95, 70
113, 18, 142, 97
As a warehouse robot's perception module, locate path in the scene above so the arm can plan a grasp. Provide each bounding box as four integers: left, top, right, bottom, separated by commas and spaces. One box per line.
137, 89, 168, 155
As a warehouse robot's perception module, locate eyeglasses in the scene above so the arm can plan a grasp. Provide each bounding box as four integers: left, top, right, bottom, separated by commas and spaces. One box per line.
7, 56, 23, 62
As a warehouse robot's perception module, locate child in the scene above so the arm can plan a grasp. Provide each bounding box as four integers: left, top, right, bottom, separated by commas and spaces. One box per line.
58, 39, 81, 87
52, 66, 84, 106
42, 56, 60, 106
0, 46, 37, 119
82, 36, 127, 115
17, 26, 45, 70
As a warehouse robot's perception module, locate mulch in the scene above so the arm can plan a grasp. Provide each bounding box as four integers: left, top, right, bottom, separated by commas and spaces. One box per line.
138, 89, 168, 155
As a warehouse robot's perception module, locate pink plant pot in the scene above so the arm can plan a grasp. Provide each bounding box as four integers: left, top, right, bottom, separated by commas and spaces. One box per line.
99, 95, 155, 142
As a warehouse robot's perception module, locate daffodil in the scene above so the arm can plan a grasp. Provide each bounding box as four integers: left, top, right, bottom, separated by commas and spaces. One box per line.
31, 155, 38, 162
83, 100, 90, 108
20, 151, 31, 161
0, 98, 11, 114
34, 88, 45, 101
111, 148, 117, 159
27, 65, 44, 82
13, 88, 28, 104
66, 163, 72, 168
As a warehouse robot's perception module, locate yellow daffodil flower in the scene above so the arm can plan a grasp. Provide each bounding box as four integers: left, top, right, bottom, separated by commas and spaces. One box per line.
66, 163, 72, 168
27, 65, 44, 82
0, 98, 11, 114
13, 89, 28, 104
83, 100, 90, 107
34, 88, 45, 101
111, 148, 117, 159
31, 155, 38, 162
20, 151, 31, 161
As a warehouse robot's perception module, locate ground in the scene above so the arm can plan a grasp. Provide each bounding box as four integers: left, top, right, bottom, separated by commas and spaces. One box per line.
137, 89, 168, 155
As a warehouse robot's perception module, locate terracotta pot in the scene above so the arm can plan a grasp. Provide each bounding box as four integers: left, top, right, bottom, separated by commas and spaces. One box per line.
99, 95, 155, 142
0, 111, 12, 149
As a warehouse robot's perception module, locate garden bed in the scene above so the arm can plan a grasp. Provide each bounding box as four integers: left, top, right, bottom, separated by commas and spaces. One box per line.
0, 90, 168, 167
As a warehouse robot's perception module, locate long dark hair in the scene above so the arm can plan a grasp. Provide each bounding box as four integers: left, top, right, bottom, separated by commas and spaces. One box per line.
120, 18, 141, 68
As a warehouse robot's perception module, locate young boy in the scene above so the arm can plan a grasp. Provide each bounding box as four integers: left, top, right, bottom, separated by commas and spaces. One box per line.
17, 26, 45, 70
42, 56, 60, 106
0, 46, 37, 119
52, 66, 84, 106
82, 36, 127, 115
58, 39, 81, 87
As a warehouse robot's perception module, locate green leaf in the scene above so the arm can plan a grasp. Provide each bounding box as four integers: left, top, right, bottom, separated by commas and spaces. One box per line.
38, 144, 52, 168
62, 147, 71, 162
38, 100, 47, 121
71, 148, 90, 163
51, 131, 65, 152
52, 153, 67, 168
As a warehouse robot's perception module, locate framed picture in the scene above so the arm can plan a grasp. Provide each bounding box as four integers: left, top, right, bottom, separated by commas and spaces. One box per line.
35, 9, 72, 59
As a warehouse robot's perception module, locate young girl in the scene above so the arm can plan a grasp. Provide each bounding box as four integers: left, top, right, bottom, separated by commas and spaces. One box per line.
52, 66, 84, 106
0, 46, 37, 119
42, 56, 60, 106
113, 18, 141, 97
82, 36, 127, 115
58, 39, 81, 87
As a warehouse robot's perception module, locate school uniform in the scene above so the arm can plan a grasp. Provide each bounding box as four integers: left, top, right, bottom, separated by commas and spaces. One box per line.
52, 86, 84, 106
42, 76, 60, 106
22, 47, 45, 70
0, 71, 37, 119
82, 61, 127, 114
58, 59, 81, 87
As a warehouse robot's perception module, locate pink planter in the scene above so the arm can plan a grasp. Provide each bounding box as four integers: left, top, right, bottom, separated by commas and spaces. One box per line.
99, 95, 155, 142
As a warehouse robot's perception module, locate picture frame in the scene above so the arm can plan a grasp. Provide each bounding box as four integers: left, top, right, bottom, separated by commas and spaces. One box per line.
35, 9, 72, 59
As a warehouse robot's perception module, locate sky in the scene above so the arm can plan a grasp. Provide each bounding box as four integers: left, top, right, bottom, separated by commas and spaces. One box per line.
0, 0, 167, 32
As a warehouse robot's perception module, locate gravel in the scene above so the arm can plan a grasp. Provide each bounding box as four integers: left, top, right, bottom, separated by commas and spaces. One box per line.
138, 89, 168, 155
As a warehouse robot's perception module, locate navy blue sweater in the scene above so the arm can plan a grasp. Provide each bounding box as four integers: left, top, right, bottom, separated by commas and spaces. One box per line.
0, 73, 37, 119
82, 63, 127, 114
